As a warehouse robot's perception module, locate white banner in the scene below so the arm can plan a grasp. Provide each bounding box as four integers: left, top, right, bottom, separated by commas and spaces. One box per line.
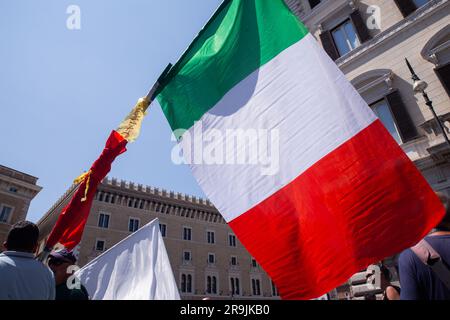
76, 218, 180, 300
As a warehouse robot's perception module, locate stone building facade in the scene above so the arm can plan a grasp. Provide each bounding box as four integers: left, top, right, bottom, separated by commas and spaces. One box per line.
0, 165, 42, 248
37, 178, 280, 300
284, 0, 450, 299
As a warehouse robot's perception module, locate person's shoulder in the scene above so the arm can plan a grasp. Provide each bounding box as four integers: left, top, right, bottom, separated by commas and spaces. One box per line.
0, 252, 11, 262
399, 248, 415, 263
425, 235, 450, 245
31, 259, 54, 280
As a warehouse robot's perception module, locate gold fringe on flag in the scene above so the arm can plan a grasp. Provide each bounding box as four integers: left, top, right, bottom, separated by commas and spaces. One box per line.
116, 97, 151, 142
73, 170, 92, 202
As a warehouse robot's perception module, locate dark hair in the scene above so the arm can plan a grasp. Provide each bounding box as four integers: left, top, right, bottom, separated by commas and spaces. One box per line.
380, 264, 391, 281
6, 221, 40, 252
436, 192, 450, 231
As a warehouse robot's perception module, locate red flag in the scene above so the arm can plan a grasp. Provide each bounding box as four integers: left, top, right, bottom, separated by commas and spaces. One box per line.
46, 130, 127, 250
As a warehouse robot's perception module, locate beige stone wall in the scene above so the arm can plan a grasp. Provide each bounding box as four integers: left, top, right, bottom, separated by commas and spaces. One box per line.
0, 165, 42, 248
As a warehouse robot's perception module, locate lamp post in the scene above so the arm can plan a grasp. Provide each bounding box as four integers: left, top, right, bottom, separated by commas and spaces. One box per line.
405, 58, 450, 147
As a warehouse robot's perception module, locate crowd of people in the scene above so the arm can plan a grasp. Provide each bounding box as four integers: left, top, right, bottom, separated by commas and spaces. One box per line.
0, 192, 449, 300
0, 221, 88, 300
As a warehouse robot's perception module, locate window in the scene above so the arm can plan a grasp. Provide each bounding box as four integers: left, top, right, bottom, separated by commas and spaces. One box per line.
207, 276, 212, 294
95, 240, 105, 251
183, 227, 192, 241
212, 276, 217, 294
183, 250, 192, 262
104, 194, 110, 203
228, 234, 236, 247
252, 258, 258, 268
207, 231, 215, 244
128, 218, 139, 232
0, 206, 13, 223
252, 279, 261, 296
272, 281, 279, 297
208, 253, 215, 264
98, 213, 110, 228
159, 223, 167, 237
413, 0, 429, 8
308, 0, 321, 9
231, 256, 238, 266
332, 20, 360, 57
394, 0, 429, 17
181, 274, 193, 293
371, 99, 402, 144
435, 63, 450, 97
230, 277, 240, 296
206, 275, 218, 294
9, 187, 18, 193
181, 274, 186, 293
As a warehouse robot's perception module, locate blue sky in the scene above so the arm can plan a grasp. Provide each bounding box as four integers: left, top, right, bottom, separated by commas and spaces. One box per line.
0, 0, 222, 222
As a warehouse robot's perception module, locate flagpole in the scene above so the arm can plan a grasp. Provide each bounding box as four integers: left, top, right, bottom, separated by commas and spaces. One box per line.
145, 63, 173, 105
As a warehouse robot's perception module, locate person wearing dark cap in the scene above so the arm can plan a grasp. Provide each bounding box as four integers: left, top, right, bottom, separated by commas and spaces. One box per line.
48, 249, 89, 300
0, 221, 55, 300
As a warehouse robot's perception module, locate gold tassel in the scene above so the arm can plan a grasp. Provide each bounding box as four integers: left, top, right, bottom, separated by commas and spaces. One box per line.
116, 97, 151, 142
73, 170, 92, 202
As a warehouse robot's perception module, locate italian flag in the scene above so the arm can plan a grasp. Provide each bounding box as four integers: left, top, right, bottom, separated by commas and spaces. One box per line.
157, 0, 444, 299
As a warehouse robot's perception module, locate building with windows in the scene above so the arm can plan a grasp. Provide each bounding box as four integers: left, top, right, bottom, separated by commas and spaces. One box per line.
285, 0, 450, 299
0, 165, 42, 248
37, 177, 280, 300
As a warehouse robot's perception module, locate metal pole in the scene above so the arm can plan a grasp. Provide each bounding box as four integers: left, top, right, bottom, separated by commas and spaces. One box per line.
145, 63, 173, 105
405, 58, 450, 148
423, 92, 450, 147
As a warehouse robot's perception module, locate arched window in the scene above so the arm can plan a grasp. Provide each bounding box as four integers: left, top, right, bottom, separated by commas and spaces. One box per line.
181, 274, 186, 293
351, 69, 417, 144
421, 25, 450, 96
252, 279, 256, 296
206, 276, 212, 294
187, 275, 192, 293
212, 276, 217, 294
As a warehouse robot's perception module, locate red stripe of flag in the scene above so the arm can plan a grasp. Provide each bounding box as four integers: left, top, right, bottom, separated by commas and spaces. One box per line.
229, 120, 444, 300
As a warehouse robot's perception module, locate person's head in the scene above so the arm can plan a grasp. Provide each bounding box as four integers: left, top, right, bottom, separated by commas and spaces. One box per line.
436, 192, 450, 231
3, 221, 39, 253
48, 249, 77, 285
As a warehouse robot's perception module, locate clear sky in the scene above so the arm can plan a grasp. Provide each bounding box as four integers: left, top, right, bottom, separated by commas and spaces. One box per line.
0, 0, 223, 222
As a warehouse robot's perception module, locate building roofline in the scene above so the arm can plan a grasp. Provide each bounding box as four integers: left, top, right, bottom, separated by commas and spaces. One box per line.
0, 164, 40, 183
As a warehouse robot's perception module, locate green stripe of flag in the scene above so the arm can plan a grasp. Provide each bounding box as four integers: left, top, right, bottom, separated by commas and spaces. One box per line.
157, 0, 309, 134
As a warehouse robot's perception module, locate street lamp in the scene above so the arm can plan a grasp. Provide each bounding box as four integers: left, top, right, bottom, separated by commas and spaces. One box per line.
405, 58, 450, 147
